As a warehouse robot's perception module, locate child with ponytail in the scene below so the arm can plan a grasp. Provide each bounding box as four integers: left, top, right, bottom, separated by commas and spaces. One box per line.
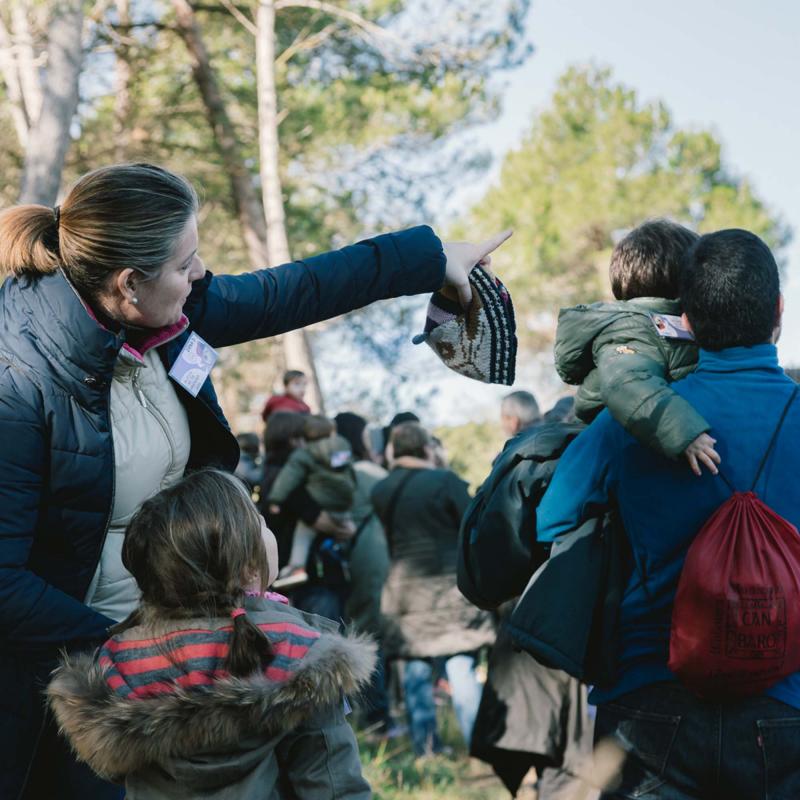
47, 469, 375, 800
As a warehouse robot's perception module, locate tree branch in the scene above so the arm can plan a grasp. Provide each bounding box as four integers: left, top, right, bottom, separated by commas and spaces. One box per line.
273, 0, 401, 54
0, 13, 29, 146
275, 21, 336, 67
218, 0, 257, 36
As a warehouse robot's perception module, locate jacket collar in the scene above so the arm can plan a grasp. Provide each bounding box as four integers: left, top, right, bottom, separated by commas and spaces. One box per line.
392, 455, 433, 471
625, 296, 682, 315
696, 343, 782, 374
47, 625, 375, 781
12, 270, 187, 380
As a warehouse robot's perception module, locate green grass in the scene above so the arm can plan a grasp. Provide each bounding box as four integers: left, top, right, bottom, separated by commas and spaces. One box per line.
355, 708, 511, 800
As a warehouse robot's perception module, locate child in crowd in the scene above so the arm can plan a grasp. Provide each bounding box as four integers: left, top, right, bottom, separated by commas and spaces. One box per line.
555, 219, 720, 475
47, 469, 374, 800
268, 415, 357, 581
261, 369, 311, 421
234, 431, 263, 492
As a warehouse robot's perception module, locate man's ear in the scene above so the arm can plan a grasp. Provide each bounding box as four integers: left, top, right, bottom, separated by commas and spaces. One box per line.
681, 312, 694, 335
772, 293, 785, 344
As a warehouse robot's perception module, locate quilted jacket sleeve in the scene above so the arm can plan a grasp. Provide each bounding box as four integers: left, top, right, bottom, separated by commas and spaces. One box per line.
596, 339, 710, 459
0, 366, 113, 648
267, 450, 312, 506
185, 226, 446, 348
554, 304, 617, 385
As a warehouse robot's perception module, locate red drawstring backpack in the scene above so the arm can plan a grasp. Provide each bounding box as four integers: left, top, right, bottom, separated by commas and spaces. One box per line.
669, 386, 800, 697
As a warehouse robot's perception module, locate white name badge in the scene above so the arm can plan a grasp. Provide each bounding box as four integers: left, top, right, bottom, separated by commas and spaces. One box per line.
649, 312, 695, 341
168, 332, 219, 397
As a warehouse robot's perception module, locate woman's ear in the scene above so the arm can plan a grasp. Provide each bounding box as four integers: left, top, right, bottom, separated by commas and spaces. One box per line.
111, 267, 138, 305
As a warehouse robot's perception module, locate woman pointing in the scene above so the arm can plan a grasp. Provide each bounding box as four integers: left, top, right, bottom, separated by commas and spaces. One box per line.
0, 162, 509, 799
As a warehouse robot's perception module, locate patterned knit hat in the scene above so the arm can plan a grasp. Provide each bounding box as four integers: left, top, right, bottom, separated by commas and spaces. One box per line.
412, 265, 517, 385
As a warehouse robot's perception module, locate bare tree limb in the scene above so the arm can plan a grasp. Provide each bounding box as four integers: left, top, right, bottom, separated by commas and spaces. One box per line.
275, 21, 336, 67
218, 0, 257, 36
274, 0, 398, 49
112, 0, 132, 160
257, 0, 324, 411
171, 0, 270, 267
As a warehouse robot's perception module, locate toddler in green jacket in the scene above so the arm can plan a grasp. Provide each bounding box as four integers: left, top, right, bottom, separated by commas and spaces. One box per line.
554, 219, 720, 475
268, 415, 357, 580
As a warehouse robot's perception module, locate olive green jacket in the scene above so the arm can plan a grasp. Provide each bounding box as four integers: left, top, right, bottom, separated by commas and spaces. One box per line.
554, 297, 709, 458
267, 435, 356, 512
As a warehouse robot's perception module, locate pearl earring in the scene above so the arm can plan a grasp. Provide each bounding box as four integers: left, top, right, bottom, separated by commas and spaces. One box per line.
131, 297, 139, 305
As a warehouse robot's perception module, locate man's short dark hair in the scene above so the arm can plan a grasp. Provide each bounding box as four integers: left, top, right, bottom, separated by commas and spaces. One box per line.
282, 369, 305, 386
610, 219, 699, 301
680, 229, 780, 351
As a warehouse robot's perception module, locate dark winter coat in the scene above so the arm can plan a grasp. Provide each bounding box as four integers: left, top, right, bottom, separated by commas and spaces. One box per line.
345, 461, 390, 636
47, 597, 376, 799
554, 297, 708, 457
0, 225, 445, 797
371, 463, 495, 659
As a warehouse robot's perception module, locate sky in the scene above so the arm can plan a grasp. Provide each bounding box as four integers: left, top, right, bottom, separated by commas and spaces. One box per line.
348, 0, 800, 426
481, 0, 800, 359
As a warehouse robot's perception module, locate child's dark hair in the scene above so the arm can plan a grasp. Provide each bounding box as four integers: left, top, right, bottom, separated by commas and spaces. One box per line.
609, 219, 699, 301
304, 414, 335, 441
283, 369, 305, 386
121, 469, 274, 677
236, 432, 260, 458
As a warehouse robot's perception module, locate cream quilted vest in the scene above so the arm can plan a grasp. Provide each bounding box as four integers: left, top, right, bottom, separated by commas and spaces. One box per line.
84, 346, 191, 621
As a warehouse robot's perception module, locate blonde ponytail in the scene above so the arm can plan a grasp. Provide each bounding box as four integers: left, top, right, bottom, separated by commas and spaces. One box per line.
0, 204, 61, 278
0, 163, 198, 298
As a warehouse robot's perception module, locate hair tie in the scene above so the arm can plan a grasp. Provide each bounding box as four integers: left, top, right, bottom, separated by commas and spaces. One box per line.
53, 205, 61, 229
231, 607, 246, 619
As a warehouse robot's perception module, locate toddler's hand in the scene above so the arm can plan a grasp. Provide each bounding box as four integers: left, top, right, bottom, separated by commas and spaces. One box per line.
684, 433, 721, 476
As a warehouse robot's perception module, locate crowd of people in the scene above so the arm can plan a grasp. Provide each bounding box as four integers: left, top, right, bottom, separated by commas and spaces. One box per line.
0, 160, 798, 800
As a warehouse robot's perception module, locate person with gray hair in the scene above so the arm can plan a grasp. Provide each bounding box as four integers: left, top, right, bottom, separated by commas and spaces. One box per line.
500, 390, 541, 438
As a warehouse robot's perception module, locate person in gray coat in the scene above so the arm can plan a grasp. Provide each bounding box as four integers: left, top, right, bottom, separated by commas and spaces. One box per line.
372, 422, 495, 755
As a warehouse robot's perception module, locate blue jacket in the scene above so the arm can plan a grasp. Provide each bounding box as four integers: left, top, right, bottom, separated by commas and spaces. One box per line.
0, 225, 444, 797
537, 345, 800, 708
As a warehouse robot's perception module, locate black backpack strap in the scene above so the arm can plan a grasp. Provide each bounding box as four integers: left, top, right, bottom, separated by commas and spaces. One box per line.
750, 386, 798, 492
716, 386, 798, 495
382, 469, 422, 552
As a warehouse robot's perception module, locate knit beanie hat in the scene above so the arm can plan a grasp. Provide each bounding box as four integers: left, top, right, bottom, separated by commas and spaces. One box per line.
412, 265, 517, 385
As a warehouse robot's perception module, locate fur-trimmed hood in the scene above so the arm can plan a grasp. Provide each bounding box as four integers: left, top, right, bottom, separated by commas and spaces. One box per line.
47, 606, 375, 784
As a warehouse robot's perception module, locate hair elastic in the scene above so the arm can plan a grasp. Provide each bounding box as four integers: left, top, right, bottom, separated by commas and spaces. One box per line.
53, 205, 61, 228
231, 607, 246, 619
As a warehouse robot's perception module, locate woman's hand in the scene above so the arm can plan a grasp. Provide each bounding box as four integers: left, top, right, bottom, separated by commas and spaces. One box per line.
442, 229, 513, 308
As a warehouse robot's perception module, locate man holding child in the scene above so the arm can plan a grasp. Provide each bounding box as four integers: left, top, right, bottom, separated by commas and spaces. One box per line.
539, 228, 800, 799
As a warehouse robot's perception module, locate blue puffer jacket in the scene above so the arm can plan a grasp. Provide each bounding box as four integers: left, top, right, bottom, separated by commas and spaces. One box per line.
0, 225, 445, 798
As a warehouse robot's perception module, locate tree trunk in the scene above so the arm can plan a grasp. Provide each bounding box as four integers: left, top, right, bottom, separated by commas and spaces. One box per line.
172, 0, 323, 412
113, 0, 132, 161
256, 0, 323, 412
0, 12, 31, 147
18, 0, 84, 204
172, 0, 271, 268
